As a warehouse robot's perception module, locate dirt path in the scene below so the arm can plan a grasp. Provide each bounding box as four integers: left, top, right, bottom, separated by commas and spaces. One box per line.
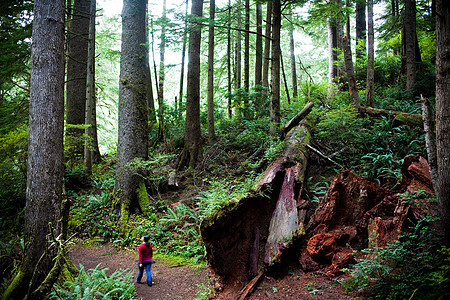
70, 244, 210, 300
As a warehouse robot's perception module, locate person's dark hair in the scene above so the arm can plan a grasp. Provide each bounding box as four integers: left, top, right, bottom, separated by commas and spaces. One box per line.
143, 235, 150, 243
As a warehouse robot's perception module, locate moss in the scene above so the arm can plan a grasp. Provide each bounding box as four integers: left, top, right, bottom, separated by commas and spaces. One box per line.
2, 270, 26, 300
119, 201, 130, 233
137, 181, 150, 215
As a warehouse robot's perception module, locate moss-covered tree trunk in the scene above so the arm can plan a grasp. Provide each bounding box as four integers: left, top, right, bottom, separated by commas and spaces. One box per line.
115, 0, 149, 229
3, 0, 66, 298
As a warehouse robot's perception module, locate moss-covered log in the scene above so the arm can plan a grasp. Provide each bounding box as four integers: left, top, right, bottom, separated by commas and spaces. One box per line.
360, 106, 423, 127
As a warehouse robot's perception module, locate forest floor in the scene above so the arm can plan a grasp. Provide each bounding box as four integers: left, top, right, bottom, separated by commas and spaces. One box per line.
70, 243, 360, 299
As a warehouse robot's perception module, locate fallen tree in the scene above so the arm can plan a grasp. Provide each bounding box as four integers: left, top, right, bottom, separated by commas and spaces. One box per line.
201, 120, 311, 299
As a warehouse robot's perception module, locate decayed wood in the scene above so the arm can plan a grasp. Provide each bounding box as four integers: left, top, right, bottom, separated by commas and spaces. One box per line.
249, 227, 260, 278
237, 271, 264, 300
281, 101, 314, 138
262, 123, 310, 266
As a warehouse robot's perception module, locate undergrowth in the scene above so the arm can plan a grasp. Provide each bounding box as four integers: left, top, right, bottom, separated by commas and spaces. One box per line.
342, 221, 450, 299
48, 264, 136, 300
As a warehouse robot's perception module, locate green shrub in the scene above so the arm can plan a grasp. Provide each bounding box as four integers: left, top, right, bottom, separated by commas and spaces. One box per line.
342, 221, 449, 299
48, 264, 136, 300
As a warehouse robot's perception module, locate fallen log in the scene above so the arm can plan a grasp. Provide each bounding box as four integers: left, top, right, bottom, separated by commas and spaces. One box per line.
359, 106, 423, 128
281, 102, 314, 138
201, 121, 311, 298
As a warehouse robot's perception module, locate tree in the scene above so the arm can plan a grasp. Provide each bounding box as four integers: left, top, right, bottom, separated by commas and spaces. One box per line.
327, 0, 339, 85
207, 0, 216, 143
66, 0, 91, 160
255, 3, 263, 87
270, 0, 281, 136
235, 0, 242, 92
227, 0, 233, 118
178, 0, 203, 169
366, 0, 374, 107
404, 0, 417, 90
262, 1, 272, 89
436, 0, 450, 244
289, 16, 298, 100
178, 0, 189, 119
2, 0, 66, 298
244, 0, 250, 94
115, 0, 149, 228
355, 0, 366, 60
343, 36, 361, 111
157, 0, 167, 142
84, 0, 101, 173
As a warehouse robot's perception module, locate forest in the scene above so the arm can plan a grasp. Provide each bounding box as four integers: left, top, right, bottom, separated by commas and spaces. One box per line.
0, 0, 449, 299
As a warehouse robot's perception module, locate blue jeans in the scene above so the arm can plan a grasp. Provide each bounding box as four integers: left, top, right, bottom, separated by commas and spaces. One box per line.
136, 261, 152, 285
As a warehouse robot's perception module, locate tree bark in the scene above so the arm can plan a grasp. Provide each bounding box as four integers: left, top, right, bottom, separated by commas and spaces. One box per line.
436, 0, 450, 244
207, 0, 216, 144
355, 0, 366, 60
270, 0, 281, 136
262, 1, 272, 89
281, 102, 314, 138
178, 0, 188, 119
115, 0, 149, 228
179, 0, 203, 169
84, 0, 100, 173
342, 36, 361, 111
227, 0, 232, 119
157, 0, 167, 142
255, 3, 263, 87
289, 21, 298, 100
235, 0, 242, 92
66, 0, 90, 161
421, 96, 437, 191
244, 0, 250, 95
2, 0, 66, 298
327, 9, 338, 85
145, 10, 157, 126
366, 0, 375, 107
404, 0, 417, 90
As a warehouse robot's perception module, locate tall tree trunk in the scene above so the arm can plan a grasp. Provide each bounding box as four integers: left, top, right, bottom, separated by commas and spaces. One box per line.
207, 0, 216, 143
84, 0, 100, 173
178, 0, 189, 119
2, 1, 66, 299
281, 51, 291, 105
157, 0, 167, 142
355, 0, 366, 60
179, 0, 203, 169
244, 0, 250, 94
235, 0, 242, 92
262, 1, 272, 89
366, 0, 375, 107
66, 0, 90, 161
327, 18, 338, 84
146, 10, 157, 126
404, 0, 417, 90
436, 0, 450, 244
255, 3, 263, 87
115, 0, 149, 229
289, 19, 298, 100
227, 0, 232, 119
343, 36, 361, 111
421, 96, 437, 190
270, 0, 281, 136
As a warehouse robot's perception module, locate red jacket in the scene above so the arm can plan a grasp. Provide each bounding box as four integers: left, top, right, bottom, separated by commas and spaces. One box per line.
138, 243, 153, 264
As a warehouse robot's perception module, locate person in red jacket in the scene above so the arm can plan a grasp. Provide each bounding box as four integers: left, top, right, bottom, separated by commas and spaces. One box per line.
136, 235, 153, 286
